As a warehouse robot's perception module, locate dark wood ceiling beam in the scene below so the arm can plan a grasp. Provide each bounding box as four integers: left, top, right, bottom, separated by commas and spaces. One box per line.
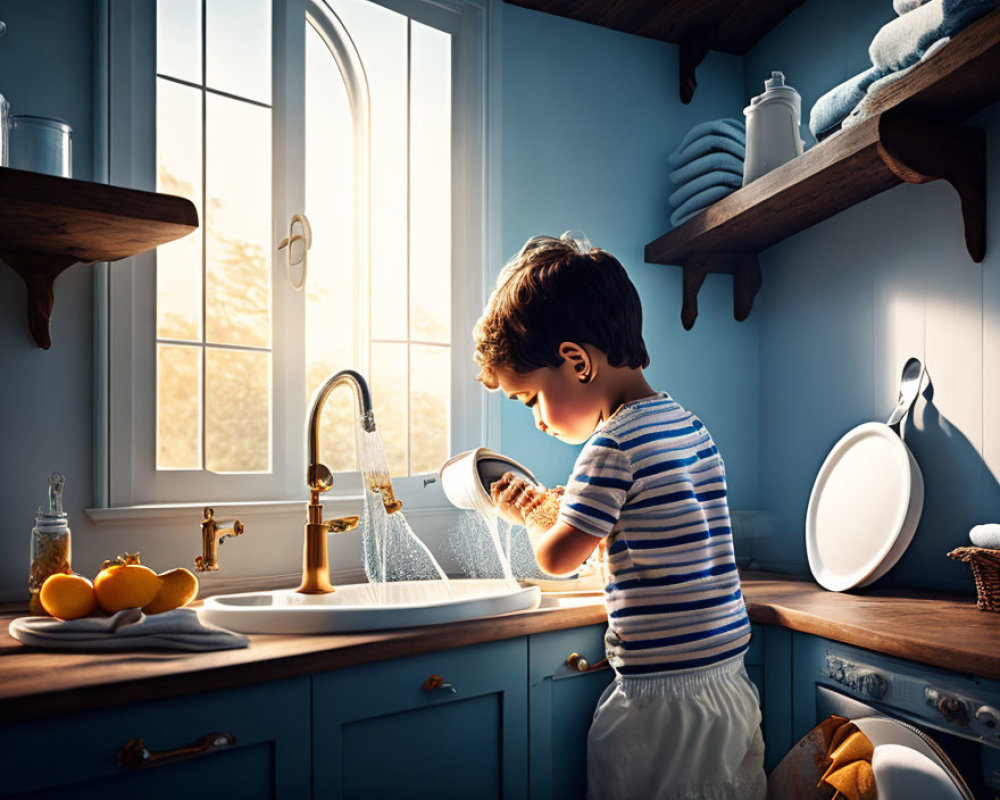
504, 0, 805, 102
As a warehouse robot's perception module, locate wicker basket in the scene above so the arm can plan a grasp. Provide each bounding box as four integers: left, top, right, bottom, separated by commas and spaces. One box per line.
948, 546, 1000, 612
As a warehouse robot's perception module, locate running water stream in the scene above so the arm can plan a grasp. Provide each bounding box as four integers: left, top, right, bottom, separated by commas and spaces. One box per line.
355, 418, 520, 603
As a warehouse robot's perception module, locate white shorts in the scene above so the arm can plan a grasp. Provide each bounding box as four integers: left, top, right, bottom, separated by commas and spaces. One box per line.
586, 653, 767, 800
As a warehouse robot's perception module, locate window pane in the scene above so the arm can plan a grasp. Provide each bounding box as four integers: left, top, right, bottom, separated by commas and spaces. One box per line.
206, 0, 271, 103
332, 0, 408, 341
157, 344, 201, 469
206, 348, 270, 472
371, 342, 408, 476
306, 20, 360, 474
156, 78, 203, 342
205, 93, 271, 348
409, 22, 451, 344
157, 0, 202, 85
409, 344, 449, 475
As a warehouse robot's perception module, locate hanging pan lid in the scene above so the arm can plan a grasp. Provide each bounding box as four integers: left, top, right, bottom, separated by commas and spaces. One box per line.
806, 359, 926, 592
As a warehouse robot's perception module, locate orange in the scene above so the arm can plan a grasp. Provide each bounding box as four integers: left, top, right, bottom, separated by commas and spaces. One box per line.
39, 573, 98, 620
94, 564, 163, 613
144, 567, 199, 614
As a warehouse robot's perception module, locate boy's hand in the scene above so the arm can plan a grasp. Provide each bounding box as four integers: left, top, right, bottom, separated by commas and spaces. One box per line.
490, 472, 540, 527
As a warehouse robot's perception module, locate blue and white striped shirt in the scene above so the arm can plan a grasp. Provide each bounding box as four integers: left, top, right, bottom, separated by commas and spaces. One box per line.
557, 392, 750, 675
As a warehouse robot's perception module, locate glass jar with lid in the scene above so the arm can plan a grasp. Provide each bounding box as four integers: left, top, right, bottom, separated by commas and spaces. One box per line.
28, 473, 71, 614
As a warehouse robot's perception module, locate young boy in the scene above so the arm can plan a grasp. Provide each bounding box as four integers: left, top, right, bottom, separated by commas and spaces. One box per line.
474, 233, 766, 800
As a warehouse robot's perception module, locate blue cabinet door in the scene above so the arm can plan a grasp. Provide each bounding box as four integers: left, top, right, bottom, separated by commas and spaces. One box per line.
0, 677, 311, 799
528, 624, 613, 800
312, 637, 529, 800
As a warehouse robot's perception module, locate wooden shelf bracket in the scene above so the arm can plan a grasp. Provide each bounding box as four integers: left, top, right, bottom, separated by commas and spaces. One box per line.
678, 27, 714, 104
0, 251, 80, 350
681, 252, 761, 330
877, 113, 987, 262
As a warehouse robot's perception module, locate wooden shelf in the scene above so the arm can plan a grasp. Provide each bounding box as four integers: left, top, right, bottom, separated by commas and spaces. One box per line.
504, 0, 804, 103
646, 8, 1000, 329
0, 167, 198, 348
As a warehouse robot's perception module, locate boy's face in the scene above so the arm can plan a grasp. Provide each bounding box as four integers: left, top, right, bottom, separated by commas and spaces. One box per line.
491, 361, 603, 445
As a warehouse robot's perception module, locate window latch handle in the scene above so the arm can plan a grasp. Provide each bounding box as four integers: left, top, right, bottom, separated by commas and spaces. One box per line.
278, 213, 312, 290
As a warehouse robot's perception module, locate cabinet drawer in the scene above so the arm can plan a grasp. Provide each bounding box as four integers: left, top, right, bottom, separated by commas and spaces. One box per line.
529, 624, 608, 684
313, 638, 528, 800
0, 677, 310, 799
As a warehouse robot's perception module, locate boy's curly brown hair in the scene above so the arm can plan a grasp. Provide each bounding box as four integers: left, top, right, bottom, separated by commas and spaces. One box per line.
474, 233, 649, 388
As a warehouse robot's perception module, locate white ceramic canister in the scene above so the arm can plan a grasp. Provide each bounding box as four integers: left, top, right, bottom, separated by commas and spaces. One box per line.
440, 447, 538, 514
742, 71, 803, 186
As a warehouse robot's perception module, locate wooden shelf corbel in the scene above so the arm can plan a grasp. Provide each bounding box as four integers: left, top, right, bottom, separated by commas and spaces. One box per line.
0, 250, 79, 350
681, 252, 761, 330
678, 27, 714, 105
877, 113, 986, 262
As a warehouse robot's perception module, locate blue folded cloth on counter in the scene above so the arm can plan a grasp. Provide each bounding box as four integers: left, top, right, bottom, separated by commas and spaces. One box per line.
668, 170, 743, 210
668, 133, 746, 168
8, 607, 250, 651
869, 0, 997, 72
670, 184, 738, 228
809, 65, 887, 139
668, 151, 745, 186
672, 118, 745, 154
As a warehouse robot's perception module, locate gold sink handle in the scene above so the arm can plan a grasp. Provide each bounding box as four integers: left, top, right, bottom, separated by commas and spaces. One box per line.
195, 507, 245, 572
326, 515, 360, 534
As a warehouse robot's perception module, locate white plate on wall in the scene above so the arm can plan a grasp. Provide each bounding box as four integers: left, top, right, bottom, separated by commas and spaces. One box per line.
806, 422, 924, 592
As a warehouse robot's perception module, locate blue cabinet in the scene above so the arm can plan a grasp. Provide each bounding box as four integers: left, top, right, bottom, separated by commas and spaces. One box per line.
312, 637, 529, 799
0, 677, 311, 799
528, 624, 613, 800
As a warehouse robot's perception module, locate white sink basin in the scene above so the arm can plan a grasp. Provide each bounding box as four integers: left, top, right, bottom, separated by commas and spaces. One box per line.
199, 579, 541, 634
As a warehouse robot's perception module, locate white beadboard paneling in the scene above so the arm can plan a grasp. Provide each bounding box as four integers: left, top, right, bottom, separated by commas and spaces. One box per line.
979, 103, 1000, 529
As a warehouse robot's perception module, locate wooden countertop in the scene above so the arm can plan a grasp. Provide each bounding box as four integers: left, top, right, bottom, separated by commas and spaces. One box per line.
2, 572, 999, 724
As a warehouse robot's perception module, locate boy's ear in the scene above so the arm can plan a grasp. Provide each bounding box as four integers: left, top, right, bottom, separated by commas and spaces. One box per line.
557, 342, 595, 383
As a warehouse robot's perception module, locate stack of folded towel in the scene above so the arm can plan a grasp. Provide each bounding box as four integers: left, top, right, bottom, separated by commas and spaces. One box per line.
809, 0, 998, 141
667, 118, 745, 228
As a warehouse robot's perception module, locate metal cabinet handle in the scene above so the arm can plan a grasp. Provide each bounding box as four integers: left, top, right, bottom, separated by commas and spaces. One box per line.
565, 652, 610, 673
422, 674, 456, 693
116, 732, 236, 769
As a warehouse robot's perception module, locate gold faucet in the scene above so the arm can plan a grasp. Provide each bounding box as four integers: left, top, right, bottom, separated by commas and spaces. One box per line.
195, 507, 245, 572
300, 369, 402, 593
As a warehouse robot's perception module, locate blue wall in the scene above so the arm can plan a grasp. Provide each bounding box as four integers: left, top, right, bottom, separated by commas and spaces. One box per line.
745, 0, 1000, 590
0, 0, 95, 599
500, 6, 760, 512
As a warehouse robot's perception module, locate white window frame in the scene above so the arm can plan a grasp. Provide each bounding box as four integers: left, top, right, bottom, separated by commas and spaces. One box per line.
93, 0, 502, 514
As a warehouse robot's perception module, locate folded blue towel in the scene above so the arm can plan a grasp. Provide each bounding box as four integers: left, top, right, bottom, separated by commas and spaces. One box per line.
670, 184, 738, 228
669, 152, 744, 186
672, 118, 745, 156
669, 170, 744, 210
870, 0, 997, 72
808, 65, 887, 139
841, 38, 950, 131
667, 134, 746, 169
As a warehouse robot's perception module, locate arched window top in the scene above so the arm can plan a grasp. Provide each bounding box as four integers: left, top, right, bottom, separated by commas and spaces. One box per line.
307, 1, 370, 137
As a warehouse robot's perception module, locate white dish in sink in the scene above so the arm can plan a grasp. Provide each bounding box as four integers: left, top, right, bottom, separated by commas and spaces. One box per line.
199, 578, 541, 634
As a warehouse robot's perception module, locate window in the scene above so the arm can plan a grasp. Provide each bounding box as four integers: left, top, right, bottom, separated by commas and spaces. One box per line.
304, 3, 452, 478
100, 0, 498, 509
